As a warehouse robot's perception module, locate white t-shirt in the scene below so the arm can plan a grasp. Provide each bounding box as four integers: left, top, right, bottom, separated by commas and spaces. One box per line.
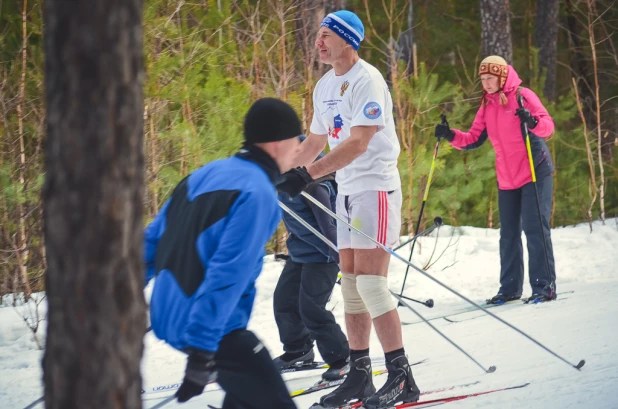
310, 59, 401, 195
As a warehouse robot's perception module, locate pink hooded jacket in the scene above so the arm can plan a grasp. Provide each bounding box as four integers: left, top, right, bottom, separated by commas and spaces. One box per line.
450, 65, 555, 190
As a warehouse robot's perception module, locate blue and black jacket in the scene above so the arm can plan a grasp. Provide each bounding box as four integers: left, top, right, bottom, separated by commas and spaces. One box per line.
278, 178, 338, 264
144, 146, 281, 353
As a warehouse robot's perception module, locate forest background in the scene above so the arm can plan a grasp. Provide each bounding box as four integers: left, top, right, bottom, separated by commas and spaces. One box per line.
1, 0, 617, 297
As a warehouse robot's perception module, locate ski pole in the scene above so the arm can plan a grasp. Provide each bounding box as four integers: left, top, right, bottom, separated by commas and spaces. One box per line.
301, 190, 585, 371
395, 216, 444, 309
23, 397, 43, 409
392, 292, 496, 374
150, 394, 176, 409
392, 216, 443, 251
517, 95, 555, 297
279, 201, 434, 308
278, 201, 337, 253
288, 194, 493, 372
399, 115, 445, 298
397, 294, 434, 308
393, 216, 443, 308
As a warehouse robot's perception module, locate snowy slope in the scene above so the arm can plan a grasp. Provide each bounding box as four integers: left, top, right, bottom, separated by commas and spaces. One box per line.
2, 219, 618, 409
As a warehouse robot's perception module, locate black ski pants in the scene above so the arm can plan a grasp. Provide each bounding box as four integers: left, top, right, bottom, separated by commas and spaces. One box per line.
215, 329, 296, 409
498, 175, 556, 297
273, 259, 349, 364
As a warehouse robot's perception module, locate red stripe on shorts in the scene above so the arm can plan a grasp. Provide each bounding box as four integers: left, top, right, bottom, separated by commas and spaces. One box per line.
377, 192, 383, 246
378, 191, 387, 245
383, 192, 388, 245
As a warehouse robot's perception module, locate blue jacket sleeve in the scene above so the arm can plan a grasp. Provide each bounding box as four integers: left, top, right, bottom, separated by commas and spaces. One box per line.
143, 199, 171, 286
183, 188, 279, 352
459, 129, 489, 151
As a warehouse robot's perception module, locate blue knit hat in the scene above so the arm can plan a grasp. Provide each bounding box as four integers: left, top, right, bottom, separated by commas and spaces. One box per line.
320, 10, 365, 50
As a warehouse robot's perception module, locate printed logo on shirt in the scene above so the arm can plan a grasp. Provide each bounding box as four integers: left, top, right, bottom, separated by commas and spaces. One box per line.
329, 114, 343, 139
340, 80, 350, 96
363, 102, 382, 119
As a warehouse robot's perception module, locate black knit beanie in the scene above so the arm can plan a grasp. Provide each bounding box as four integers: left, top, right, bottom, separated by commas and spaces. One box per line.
244, 98, 302, 144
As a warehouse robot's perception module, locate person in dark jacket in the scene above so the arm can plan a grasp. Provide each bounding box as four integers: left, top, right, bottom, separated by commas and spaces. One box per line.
435, 55, 557, 304
144, 98, 302, 408
273, 145, 350, 381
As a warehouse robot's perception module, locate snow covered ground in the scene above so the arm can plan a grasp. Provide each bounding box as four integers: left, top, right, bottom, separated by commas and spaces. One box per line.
2, 218, 618, 409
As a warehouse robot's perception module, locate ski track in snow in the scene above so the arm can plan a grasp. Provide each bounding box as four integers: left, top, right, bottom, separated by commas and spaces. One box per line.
1, 219, 617, 409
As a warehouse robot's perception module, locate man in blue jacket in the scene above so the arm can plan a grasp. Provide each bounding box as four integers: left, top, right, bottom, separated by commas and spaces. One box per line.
274, 147, 350, 381
144, 98, 301, 408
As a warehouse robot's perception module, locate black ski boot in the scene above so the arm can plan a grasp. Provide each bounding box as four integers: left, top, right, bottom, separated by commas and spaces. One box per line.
486, 293, 521, 305
272, 349, 315, 370
321, 357, 350, 381
524, 291, 557, 304
363, 355, 420, 409
311, 356, 375, 408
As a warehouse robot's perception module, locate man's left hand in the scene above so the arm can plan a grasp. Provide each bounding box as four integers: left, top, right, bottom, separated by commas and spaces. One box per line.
277, 167, 314, 198
176, 349, 216, 403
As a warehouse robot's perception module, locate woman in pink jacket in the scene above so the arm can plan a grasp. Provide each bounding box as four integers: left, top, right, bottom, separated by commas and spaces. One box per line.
435, 55, 557, 304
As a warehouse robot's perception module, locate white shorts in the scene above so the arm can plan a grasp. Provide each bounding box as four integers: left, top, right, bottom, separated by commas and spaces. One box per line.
336, 189, 402, 250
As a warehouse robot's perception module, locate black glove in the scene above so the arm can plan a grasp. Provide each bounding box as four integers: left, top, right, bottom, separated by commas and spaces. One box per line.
515, 108, 538, 129
276, 167, 314, 198
435, 123, 455, 142
176, 349, 216, 403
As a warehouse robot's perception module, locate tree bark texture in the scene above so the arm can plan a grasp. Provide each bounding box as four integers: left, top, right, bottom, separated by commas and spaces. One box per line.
295, 0, 325, 66
534, 0, 559, 101
397, 0, 415, 76
325, 0, 347, 14
480, 0, 513, 63
16, 0, 33, 300
42, 1, 146, 408
565, 0, 594, 126
295, 0, 326, 128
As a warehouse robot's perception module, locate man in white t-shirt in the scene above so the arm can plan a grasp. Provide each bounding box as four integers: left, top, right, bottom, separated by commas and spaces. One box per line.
276, 10, 420, 409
